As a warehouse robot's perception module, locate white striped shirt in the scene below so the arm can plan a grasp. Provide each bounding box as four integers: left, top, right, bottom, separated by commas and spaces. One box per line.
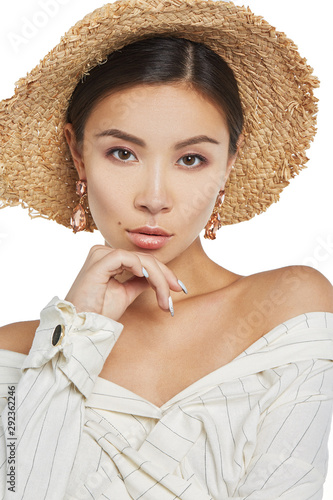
0, 295, 333, 499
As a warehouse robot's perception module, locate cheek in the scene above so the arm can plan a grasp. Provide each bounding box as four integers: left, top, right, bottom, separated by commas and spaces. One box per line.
176, 191, 217, 232
179, 175, 220, 221
83, 149, 128, 207
86, 173, 127, 220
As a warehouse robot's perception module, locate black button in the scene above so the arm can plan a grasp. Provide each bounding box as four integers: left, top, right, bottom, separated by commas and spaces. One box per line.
52, 324, 64, 346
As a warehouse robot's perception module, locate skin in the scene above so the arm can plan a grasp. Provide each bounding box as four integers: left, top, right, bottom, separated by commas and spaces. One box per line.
2, 84, 333, 407
63, 83, 284, 407
64, 82, 244, 315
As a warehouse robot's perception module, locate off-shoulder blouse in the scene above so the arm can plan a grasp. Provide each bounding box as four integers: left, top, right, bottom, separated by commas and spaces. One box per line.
1, 296, 333, 499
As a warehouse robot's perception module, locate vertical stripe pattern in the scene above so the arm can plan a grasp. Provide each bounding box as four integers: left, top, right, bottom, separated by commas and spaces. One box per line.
0, 296, 332, 499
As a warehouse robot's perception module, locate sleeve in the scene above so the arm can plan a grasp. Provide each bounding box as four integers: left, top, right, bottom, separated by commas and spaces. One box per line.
233, 358, 333, 500
0, 296, 124, 500
0, 351, 26, 500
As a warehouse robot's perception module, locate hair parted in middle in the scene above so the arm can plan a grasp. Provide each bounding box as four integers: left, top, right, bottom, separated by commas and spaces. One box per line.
66, 36, 244, 158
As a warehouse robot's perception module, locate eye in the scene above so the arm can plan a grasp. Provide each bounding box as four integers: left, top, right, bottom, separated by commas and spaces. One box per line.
105, 147, 208, 168
106, 148, 136, 162
178, 154, 208, 168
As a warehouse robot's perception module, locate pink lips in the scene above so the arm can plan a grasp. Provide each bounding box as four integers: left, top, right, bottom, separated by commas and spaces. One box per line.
127, 226, 173, 249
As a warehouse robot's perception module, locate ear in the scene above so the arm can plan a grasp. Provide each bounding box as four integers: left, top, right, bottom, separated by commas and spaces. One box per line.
223, 133, 245, 185
64, 123, 87, 180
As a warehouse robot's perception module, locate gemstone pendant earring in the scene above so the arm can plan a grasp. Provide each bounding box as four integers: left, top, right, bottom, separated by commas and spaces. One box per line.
204, 189, 225, 240
70, 180, 88, 233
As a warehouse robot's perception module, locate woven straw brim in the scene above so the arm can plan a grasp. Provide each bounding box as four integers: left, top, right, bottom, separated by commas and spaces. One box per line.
0, 0, 319, 231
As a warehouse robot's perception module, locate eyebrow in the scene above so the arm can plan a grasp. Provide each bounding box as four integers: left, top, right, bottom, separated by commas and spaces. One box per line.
94, 128, 220, 149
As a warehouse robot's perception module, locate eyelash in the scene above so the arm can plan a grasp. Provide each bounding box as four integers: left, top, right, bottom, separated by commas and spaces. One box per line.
105, 147, 208, 169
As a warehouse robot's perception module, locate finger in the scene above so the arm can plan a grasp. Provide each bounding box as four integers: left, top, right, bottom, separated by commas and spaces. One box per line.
89, 246, 186, 294
136, 252, 187, 294
91, 249, 147, 283
135, 255, 174, 311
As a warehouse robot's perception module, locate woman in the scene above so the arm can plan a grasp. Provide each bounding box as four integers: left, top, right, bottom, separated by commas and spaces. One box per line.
0, 0, 333, 498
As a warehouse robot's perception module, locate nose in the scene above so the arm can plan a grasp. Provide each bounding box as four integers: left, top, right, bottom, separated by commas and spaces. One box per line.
133, 163, 172, 215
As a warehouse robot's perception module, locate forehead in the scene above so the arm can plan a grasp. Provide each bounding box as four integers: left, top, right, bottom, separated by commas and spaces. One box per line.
84, 82, 229, 137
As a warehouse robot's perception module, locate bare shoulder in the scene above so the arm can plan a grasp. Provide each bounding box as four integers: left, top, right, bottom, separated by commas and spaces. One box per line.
0, 320, 40, 355
273, 265, 333, 313
247, 265, 333, 322
233, 265, 333, 340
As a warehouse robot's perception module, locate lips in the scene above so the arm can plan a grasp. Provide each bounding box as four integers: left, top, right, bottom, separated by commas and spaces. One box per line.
126, 231, 172, 249
128, 226, 172, 237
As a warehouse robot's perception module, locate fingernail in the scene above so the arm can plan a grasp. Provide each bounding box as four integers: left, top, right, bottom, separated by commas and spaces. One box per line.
142, 266, 149, 278
177, 279, 188, 294
168, 296, 174, 317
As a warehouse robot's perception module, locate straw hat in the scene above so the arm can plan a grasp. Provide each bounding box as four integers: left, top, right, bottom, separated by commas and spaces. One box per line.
0, 0, 319, 232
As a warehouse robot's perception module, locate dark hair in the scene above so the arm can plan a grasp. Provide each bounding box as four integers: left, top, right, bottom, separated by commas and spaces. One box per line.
66, 36, 244, 157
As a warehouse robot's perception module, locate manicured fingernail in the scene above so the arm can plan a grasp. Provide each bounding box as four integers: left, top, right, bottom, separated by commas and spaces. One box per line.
168, 296, 174, 317
177, 279, 188, 294
142, 266, 149, 278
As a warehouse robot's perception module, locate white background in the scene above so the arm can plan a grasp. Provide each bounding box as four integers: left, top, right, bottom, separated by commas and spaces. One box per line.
0, 0, 332, 497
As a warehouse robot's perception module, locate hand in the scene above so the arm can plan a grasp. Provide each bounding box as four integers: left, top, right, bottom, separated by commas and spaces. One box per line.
64, 245, 185, 321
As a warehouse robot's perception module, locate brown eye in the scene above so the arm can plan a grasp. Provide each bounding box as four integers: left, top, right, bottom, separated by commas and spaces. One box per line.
106, 148, 136, 162
183, 155, 196, 166
118, 150, 132, 160
178, 154, 208, 168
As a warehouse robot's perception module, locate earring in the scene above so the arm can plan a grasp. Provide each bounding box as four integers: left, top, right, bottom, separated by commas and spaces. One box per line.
204, 189, 225, 240
70, 179, 88, 233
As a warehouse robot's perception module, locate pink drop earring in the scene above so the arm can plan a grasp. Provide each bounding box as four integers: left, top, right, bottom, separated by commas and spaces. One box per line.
204, 189, 225, 240
70, 179, 88, 233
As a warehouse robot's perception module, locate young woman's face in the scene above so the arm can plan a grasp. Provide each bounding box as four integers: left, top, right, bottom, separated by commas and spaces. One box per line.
65, 83, 236, 260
